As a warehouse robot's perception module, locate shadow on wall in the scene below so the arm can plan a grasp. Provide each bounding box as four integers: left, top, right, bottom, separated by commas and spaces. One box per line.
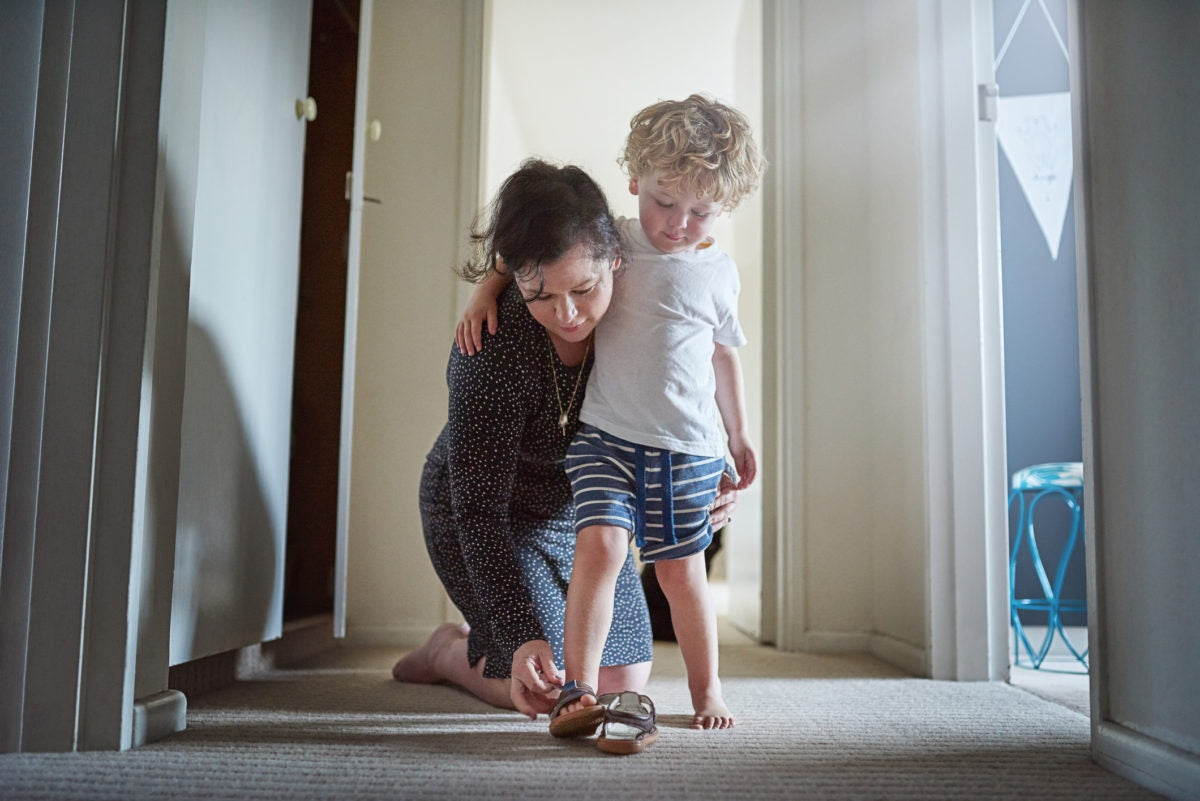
169, 321, 277, 663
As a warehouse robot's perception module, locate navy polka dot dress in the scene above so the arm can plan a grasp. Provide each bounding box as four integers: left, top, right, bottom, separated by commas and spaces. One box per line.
419, 284, 652, 679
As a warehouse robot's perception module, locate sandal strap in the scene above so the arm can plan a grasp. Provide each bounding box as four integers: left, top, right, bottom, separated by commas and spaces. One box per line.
550, 680, 597, 719
601, 692, 656, 733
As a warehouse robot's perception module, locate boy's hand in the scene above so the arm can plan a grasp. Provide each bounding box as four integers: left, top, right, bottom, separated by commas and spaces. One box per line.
509, 639, 564, 719
455, 268, 512, 355
728, 433, 758, 489
455, 293, 498, 356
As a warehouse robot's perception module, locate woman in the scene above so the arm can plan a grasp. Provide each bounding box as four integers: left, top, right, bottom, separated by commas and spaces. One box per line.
392, 160, 737, 718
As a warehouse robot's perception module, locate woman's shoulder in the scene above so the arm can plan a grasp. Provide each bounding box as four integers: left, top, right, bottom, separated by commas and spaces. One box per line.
448, 283, 538, 380
492, 282, 540, 344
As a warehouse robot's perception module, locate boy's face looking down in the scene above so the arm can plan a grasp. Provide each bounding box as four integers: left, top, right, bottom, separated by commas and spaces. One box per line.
629, 171, 722, 254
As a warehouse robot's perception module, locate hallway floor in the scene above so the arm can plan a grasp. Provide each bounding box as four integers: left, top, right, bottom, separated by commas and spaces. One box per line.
2, 631, 1162, 801
1007, 625, 1090, 717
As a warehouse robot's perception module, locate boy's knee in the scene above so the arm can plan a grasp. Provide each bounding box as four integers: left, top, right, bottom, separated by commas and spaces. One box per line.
653, 552, 706, 596
576, 525, 630, 568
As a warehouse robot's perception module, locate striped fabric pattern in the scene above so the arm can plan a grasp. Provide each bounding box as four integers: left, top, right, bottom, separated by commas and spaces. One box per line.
566, 425, 723, 561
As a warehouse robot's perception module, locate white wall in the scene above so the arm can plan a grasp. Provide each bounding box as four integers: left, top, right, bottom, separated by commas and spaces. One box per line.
483, 1, 748, 223
770, 1, 929, 663
863, 3, 928, 654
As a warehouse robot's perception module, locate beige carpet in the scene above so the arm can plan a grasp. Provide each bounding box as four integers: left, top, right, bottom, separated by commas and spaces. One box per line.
0, 643, 1162, 801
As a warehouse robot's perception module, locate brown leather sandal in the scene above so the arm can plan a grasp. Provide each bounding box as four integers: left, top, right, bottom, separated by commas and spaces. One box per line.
596, 691, 659, 755
548, 681, 605, 738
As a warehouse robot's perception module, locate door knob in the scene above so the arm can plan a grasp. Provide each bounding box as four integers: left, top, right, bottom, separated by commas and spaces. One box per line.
294, 97, 317, 122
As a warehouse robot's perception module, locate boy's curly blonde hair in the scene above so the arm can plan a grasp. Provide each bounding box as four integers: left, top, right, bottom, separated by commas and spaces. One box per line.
619, 94, 766, 212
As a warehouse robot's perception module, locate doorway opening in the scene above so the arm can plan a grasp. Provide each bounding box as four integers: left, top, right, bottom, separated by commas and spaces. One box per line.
284, 0, 361, 623
992, 0, 1088, 714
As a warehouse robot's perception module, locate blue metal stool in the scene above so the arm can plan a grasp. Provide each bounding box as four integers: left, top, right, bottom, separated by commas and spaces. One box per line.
1008, 461, 1088, 671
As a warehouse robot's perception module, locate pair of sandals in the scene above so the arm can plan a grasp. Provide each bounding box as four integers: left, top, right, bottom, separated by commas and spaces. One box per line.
548, 681, 658, 755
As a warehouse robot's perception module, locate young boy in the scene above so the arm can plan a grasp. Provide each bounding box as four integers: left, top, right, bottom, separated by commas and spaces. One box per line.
458, 95, 764, 734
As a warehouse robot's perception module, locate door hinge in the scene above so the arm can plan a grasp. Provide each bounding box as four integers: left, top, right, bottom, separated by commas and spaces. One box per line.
978, 83, 999, 122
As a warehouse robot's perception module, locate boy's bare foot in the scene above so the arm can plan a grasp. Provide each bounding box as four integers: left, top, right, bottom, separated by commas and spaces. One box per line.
548, 681, 604, 738
392, 622, 469, 683
552, 681, 600, 718
557, 694, 598, 717
690, 689, 735, 729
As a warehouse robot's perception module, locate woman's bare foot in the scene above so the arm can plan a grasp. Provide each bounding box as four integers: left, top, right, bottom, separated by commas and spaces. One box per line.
690, 688, 735, 730
392, 622, 469, 683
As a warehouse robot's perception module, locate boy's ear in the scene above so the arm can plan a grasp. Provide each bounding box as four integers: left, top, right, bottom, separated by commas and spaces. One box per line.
628, 176, 640, 196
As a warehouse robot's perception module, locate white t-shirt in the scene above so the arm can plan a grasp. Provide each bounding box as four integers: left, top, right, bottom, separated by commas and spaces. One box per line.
579, 216, 746, 457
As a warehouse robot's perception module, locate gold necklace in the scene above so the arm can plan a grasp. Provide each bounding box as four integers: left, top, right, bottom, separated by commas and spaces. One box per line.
547, 335, 589, 436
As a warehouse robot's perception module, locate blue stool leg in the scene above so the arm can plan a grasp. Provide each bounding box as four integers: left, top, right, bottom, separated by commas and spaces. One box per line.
1008, 463, 1088, 673
1047, 486, 1088, 669
1009, 489, 1046, 668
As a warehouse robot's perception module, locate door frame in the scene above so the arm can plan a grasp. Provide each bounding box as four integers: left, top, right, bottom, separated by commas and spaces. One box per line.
332, 0, 373, 639
921, 0, 1010, 682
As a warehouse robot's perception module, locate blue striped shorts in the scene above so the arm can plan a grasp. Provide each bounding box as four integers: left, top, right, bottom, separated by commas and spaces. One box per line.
565, 424, 728, 562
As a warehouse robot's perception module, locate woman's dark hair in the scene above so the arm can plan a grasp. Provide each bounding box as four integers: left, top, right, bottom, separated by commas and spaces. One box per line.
460, 159, 621, 289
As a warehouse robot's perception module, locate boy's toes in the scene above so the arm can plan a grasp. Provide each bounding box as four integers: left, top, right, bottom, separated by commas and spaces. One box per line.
691, 712, 735, 730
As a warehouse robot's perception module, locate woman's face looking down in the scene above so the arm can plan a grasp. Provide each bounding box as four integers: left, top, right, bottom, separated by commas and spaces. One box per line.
514, 243, 617, 347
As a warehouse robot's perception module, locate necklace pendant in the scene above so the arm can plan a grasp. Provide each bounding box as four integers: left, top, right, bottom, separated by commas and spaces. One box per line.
547, 333, 588, 439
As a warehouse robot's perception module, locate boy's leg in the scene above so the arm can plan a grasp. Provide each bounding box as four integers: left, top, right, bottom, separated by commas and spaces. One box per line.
561, 523, 630, 712
596, 659, 652, 696
654, 552, 734, 729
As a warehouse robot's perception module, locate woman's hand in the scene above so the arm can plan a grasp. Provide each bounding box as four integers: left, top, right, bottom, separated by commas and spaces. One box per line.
509, 639, 563, 719
709, 472, 740, 529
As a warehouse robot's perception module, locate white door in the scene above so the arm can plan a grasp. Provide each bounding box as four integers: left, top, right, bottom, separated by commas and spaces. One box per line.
1072, 4, 1200, 795
169, 0, 314, 664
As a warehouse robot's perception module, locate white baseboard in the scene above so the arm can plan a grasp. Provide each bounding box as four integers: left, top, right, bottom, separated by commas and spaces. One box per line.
784, 631, 928, 677
1095, 721, 1200, 801
790, 631, 873, 652
131, 690, 186, 747
869, 633, 928, 677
